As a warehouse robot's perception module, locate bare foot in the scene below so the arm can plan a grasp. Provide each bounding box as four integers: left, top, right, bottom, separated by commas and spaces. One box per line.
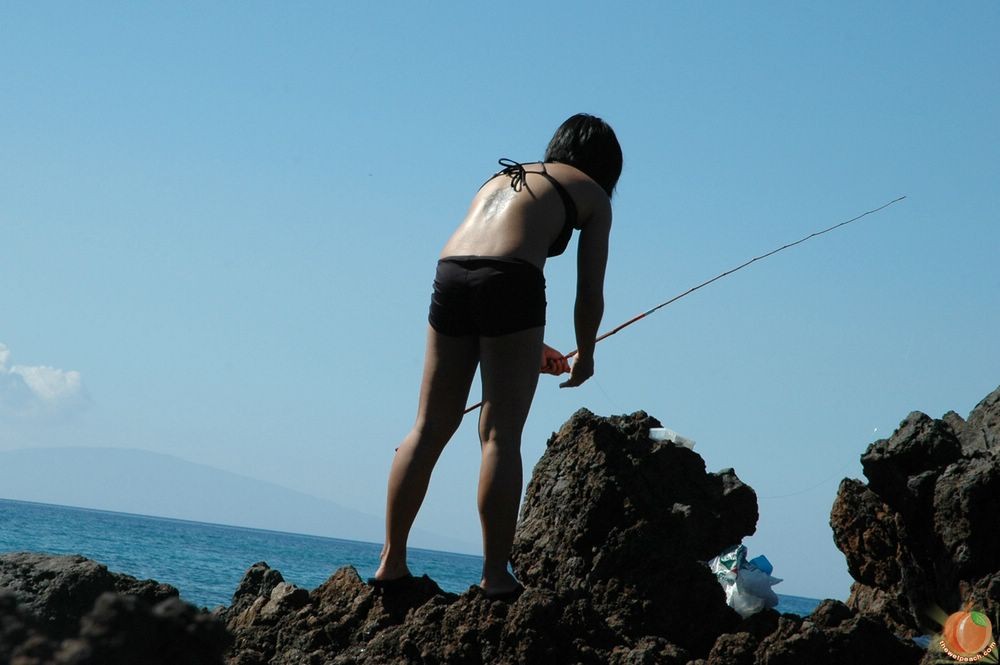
372, 562, 411, 582
373, 548, 411, 582
480, 570, 521, 597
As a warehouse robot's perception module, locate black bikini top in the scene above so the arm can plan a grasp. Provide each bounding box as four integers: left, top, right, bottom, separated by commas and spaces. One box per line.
484, 158, 579, 258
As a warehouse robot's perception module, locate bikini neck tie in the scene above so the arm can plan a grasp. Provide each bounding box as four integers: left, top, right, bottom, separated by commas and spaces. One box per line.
497, 158, 527, 192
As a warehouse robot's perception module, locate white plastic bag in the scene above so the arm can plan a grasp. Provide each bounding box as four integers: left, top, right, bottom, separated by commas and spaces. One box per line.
648, 427, 696, 449
707, 544, 782, 618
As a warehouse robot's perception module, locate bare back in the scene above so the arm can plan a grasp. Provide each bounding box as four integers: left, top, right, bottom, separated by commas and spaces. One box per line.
440, 162, 610, 269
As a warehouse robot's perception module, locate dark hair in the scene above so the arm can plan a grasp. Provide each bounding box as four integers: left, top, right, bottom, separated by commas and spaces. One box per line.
543, 113, 623, 197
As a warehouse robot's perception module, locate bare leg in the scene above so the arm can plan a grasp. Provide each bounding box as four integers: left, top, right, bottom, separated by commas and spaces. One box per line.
477, 326, 543, 594
373, 327, 479, 581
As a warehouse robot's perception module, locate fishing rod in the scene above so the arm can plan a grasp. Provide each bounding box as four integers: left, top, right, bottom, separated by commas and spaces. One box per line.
463, 195, 906, 414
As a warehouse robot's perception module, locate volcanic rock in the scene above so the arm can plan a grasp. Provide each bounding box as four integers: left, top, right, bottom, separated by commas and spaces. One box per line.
0, 554, 230, 664
0, 406, 938, 664
0, 553, 178, 640
956, 384, 1000, 453
750, 599, 923, 664
830, 384, 1000, 636
512, 409, 756, 654
0, 590, 50, 665
222, 410, 750, 663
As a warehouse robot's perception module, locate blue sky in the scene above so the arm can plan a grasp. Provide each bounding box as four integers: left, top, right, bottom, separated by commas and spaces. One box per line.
2, 2, 998, 600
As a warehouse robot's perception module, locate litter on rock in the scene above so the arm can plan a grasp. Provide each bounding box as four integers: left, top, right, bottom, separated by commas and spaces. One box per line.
648, 427, 696, 449
708, 544, 783, 618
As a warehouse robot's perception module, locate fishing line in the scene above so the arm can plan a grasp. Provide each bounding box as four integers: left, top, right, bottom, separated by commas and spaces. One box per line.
591, 376, 620, 413
464, 195, 906, 414
758, 459, 858, 500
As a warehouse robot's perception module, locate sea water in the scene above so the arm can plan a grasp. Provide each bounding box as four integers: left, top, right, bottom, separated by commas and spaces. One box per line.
0, 498, 821, 616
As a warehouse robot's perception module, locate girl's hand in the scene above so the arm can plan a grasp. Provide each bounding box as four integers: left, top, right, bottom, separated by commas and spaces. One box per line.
559, 354, 594, 388
540, 344, 571, 376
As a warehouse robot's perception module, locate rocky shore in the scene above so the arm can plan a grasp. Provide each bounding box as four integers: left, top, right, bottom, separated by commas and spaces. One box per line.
2, 385, 997, 664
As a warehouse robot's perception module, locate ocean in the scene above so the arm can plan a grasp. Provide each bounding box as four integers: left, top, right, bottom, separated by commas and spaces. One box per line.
0, 498, 821, 616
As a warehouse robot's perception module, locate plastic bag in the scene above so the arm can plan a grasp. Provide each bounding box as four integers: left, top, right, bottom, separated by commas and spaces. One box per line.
707, 544, 783, 618
648, 427, 696, 449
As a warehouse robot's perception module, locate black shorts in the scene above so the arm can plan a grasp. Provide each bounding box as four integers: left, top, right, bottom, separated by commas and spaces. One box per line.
428, 256, 546, 337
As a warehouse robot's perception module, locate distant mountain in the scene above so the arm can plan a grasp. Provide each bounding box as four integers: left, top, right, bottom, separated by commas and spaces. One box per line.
0, 446, 477, 555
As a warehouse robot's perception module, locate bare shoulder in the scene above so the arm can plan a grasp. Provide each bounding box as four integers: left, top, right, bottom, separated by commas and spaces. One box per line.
544, 162, 612, 228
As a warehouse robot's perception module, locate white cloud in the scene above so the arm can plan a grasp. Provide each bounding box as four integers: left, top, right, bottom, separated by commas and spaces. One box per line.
0, 343, 88, 419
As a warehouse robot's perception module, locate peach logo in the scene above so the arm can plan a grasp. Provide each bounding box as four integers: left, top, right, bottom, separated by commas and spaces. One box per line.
939, 609, 996, 662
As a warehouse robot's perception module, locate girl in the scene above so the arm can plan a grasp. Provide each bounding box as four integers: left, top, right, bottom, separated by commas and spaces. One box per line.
373, 114, 623, 599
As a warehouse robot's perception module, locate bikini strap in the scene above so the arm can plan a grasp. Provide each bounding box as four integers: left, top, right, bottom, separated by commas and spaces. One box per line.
497, 157, 528, 191
485, 158, 578, 257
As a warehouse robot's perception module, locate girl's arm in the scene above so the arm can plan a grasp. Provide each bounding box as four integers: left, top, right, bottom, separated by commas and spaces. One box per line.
561, 197, 612, 388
